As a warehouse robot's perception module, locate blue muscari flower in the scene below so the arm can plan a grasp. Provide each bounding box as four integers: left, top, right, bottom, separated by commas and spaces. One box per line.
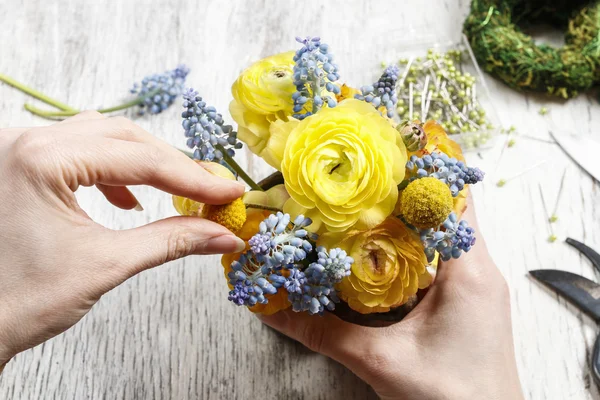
286, 247, 353, 315
130, 64, 190, 115
227, 213, 355, 315
227, 213, 313, 308
181, 88, 242, 162
420, 212, 476, 262
252, 212, 314, 267
405, 152, 484, 196
355, 65, 400, 118
292, 36, 341, 120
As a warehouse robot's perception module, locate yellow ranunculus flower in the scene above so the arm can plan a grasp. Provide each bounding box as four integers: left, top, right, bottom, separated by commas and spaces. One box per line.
229, 51, 297, 170
221, 185, 291, 315
281, 99, 406, 234
318, 217, 433, 314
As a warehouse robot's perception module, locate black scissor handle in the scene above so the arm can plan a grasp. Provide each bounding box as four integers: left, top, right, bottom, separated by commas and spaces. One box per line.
566, 238, 600, 274
592, 334, 600, 386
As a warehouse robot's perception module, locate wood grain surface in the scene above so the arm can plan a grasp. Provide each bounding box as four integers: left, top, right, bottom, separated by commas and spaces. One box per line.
0, 0, 599, 399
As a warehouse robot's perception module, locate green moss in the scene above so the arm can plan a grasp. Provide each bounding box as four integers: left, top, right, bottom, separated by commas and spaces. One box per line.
464, 0, 600, 99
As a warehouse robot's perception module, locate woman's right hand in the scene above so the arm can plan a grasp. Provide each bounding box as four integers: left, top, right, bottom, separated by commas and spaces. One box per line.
260, 198, 524, 400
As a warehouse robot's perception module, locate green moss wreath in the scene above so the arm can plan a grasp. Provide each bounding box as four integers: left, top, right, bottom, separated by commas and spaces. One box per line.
464, 0, 600, 99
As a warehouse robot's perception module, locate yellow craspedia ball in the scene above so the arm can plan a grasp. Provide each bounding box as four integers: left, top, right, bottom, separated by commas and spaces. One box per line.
172, 161, 246, 234
202, 198, 247, 234
401, 177, 453, 229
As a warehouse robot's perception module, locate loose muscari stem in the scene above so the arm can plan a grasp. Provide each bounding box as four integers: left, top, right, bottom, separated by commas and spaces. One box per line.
3, 76, 262, 193
23, 88, 162, 119
216, 144, 263, 191
0, 73, 78, 112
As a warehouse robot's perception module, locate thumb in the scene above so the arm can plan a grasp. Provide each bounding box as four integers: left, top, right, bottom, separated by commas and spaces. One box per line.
258, 308, 372, 365
110, 216, 246, 279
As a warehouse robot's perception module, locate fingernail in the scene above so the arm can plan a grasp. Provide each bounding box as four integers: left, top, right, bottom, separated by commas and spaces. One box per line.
233, 181, 246, 189
204, 235, 246, 254
134, 202, 144, 211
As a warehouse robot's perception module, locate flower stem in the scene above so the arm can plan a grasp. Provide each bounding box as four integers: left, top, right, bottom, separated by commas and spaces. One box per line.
179, 148, 194, 159
245, 204, 282, 212
217, 144, 263, 191
0, 73, 78, 112
23, 88, 163, 119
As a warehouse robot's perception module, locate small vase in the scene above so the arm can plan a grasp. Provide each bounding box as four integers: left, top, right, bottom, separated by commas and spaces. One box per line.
257, 172, 422, 327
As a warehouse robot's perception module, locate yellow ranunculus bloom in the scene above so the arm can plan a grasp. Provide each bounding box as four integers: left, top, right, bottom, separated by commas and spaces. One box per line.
318, 217, 433, 314
281, 99, 406, 234
221, 185, 291, 315
229, 51, 297, 170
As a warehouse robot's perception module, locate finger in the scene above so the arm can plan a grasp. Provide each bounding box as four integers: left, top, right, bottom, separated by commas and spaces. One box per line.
110, 216, 246, 278
96, 184, 142, 210
58, 110, 106, 125
258, 308, 374, 365
61, 116, 173, 150
59, 118, 208, 183
60, 136, 245, 204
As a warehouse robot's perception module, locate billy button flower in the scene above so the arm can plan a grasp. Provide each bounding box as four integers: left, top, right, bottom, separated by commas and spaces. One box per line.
281, 99, 407, 234
399, 177, 453, 230
172, 162, 246, 234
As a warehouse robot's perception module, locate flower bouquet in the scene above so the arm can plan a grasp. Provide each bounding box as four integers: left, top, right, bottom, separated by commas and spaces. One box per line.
172, 36, 484, 322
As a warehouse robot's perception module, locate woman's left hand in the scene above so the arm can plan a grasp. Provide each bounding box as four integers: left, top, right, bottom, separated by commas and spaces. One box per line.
0, 111, 246, 368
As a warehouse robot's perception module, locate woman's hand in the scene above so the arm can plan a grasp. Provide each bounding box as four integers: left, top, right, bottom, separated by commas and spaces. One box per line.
259, 198, 524, 400
0, 112, 246, 368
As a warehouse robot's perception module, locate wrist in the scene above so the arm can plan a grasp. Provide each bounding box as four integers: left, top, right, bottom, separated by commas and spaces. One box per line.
0, 341, 14, 372
0, 358, 9, 374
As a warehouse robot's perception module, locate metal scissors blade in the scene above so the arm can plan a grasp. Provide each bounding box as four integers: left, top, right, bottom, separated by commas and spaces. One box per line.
566, 238, 600, 274
531, 239, 600, 386
529, 269, 600, 322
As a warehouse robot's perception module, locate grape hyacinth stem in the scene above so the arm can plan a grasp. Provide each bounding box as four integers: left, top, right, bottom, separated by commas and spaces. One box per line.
179, 148, 195, 159
311, 78, 320, 114
0, 73, 78, 112
217, 144, 263, 191
23, 88, 162, 119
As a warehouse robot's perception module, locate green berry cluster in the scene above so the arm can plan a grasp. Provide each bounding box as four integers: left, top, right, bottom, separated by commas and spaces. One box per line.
392, 49, 495, 149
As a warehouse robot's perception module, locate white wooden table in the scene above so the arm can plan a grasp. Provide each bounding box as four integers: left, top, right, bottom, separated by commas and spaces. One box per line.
0, 1, 599, 399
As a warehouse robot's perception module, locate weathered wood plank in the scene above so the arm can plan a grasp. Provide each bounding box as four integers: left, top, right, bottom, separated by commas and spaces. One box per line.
0, 1, 598, 399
